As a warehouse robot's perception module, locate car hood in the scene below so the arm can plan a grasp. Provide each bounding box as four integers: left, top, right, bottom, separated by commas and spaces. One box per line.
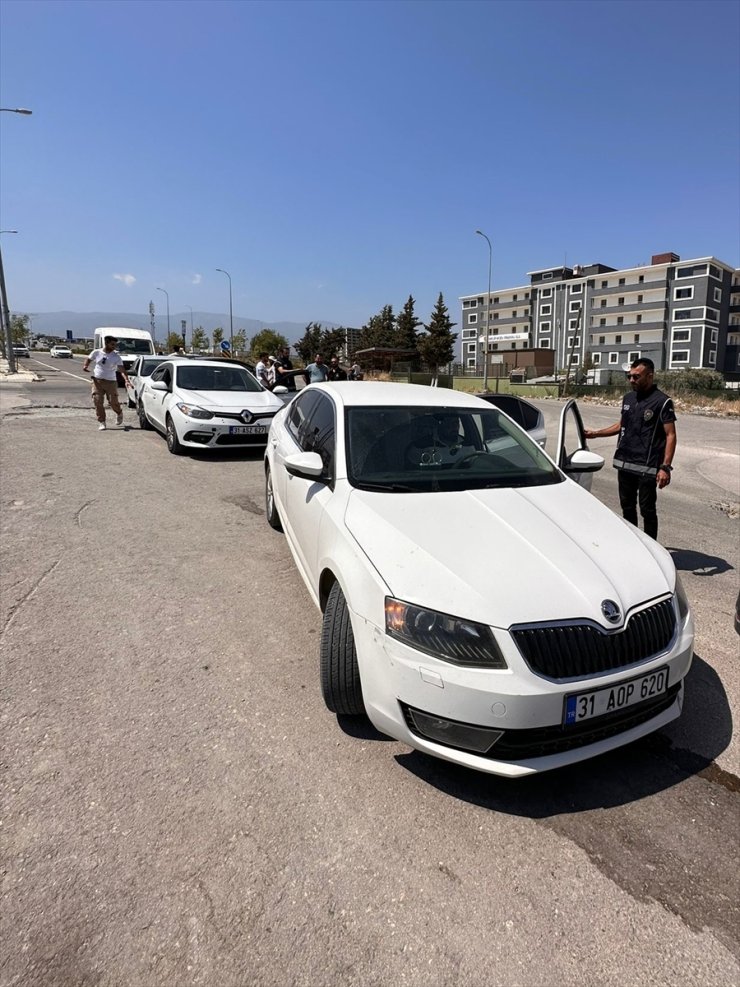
344, 482, 675, 628
175, 388, 282, 413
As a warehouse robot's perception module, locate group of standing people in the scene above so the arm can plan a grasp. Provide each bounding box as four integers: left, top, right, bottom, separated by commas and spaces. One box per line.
254, 350, 362, 389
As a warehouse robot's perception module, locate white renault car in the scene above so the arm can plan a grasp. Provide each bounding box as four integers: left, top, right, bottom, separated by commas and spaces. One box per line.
139, 358, 286, 454
264, 382, 694, 778
50, 344, 74, 358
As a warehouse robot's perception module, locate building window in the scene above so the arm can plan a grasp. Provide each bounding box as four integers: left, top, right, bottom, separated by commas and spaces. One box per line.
671, 350, 690, 363
618, 297, 625, 306
570, 283, 583, 294
634, 334, 640, 343
599, 336, 606, 344
672, 329, 691, 341
466, 343, 476, 354
713, 286, 722, 303
569, 300, 581, 313
636, 314, 642, 324
512, 294, 518, 301
709, 350, 716, 365
572, 336, 581, 347
540, 304, 552, 316
706, 308, 719, 322
609, 352, 619, 364
540, 321, 551, 332
628, 350, 640, 363
601, 280, 608, 288
593, 353, 601, 365
468, 313, 477, 324
493, 313, 499, 320
466, 358, 476, 369
638, 275, 644, 283
674, 286, 694, 300
463, 299, 477, 308
541, 287, 552, 298
673, 309, 694, 320
619, 277, 626, 285
569, 319, 579, 329
637, 294, 643, 303
511, 310, 517, 318
600, 299, 607, 308
711, 329, 718, 343
570, 354, 579, 365
462, 329, 476, 339
540, 338, 550, 348
709, 265, 721, 279
615, 335, 622, 344
542, 272, 553, 280
617, 317, 624, 326
677, 264, 707, 278
599, 319, 606, 327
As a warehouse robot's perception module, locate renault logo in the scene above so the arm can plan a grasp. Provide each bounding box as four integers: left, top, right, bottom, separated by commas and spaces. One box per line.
601, 600, 622, 624
239, 410, 255, 424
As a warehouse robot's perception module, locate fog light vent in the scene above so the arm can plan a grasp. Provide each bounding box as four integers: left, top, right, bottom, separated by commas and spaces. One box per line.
407, 706, 503, 754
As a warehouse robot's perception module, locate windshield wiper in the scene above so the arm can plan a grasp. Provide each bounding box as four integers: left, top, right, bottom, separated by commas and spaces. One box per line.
356, 481, 417, 492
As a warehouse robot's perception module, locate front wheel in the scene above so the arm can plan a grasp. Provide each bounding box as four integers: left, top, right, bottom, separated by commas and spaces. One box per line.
166, 416, 184, 455
320, 583, 364, 716
265, 464, 282, 531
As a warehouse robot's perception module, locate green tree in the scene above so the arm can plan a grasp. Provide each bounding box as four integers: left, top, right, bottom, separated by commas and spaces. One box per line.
212, 328, 224, 352
10, 314, 30, 345
417, 293, 457, 383
294, 322, 323, 364
394, 295, 422, 365
320, 326, 350, 360
251, 328, 288, 361
358, 305, 396, 350
233, 330, 247, 355
192, 326, 208, 352
166, 331, 185, 351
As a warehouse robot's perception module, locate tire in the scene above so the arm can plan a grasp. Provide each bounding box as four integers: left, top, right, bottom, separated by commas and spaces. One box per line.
138, 402, 152, 430
320, 583, 364, 716
265, 464, 283, 531
166, 416, 185, 455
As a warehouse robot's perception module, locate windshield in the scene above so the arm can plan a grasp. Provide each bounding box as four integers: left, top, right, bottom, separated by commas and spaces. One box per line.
346, 405, 561, 492
176, 364, 263, 392
116, 338, 153, 354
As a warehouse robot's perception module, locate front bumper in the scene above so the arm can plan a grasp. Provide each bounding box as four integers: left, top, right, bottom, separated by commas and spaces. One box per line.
173, 412, 272, 449
351, 606, 694, 777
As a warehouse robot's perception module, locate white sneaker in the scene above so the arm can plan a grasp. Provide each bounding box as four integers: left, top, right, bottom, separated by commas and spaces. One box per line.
116, 413, 124, 426
98, 423, 106, 430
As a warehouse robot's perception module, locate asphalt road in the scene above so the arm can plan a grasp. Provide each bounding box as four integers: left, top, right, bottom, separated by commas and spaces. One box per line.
1, 361, 739, 987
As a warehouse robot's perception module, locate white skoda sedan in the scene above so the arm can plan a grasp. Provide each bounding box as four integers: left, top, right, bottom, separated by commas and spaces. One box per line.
139, 358, 286, 454
265, 383, 694, 778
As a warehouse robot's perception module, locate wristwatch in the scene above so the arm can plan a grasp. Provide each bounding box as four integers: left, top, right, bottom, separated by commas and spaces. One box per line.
658, 464, 673, 473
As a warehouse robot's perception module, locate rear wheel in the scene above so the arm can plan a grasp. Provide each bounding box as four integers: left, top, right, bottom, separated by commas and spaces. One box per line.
265, 464, 282, 531
138, 402, 152, 430
166, 415, 184, 455
320, 583, 364, 715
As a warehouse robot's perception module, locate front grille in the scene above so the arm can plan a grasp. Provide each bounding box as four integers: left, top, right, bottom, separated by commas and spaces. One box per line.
217, 410, 278, 423
401, 684, 680, 761
511, 598, 676, 680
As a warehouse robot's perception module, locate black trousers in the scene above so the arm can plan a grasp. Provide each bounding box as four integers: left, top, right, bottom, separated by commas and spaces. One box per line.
617, 469, 658, 540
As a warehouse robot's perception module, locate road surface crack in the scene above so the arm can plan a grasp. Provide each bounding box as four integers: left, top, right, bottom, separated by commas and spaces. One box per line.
1, 559, 62, 637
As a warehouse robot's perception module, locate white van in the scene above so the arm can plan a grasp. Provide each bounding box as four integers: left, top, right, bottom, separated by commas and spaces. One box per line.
93, 327, 156, 377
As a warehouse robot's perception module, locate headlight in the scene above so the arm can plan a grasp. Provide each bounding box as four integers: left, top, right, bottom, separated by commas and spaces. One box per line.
385, 597, 507, 668
176, 402, 213, 419
675, 574, 691, 622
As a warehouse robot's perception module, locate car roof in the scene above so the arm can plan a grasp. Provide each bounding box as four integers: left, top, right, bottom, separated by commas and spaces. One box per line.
306, 381, 498, 411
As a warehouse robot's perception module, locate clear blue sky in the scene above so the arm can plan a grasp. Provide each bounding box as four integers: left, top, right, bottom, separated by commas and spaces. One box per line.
1, 0, 738, 329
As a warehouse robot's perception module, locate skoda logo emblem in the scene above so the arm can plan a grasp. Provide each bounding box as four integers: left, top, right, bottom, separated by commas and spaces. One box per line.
601, 600, 621, 624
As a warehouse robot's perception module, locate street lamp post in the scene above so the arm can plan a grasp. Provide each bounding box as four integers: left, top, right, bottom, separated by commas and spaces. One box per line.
186, 306, 194, 351
475, 229, 492, 391
0, 231, 19, 372
156, 287, 170, 343
215, 268, 233, 352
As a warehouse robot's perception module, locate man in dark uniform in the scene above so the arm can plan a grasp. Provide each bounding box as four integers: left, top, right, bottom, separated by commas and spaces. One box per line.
327, 356, 348, 381
584, 357, 676, 540
274, 346, 296, 392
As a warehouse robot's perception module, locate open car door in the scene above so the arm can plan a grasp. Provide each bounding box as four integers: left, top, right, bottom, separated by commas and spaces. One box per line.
555, 399, 605, 491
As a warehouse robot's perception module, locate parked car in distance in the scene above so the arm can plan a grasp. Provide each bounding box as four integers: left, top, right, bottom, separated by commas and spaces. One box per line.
264, 382, 694, 778
138, 358, 287, 455
50, 345, 74, 358
127, 355, 170, 409
12, 344, 30, 358
475, 392, 547, 448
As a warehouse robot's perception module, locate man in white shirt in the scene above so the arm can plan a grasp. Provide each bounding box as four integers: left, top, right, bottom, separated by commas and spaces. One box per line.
255, 352, 270, 388
82, 335, 132, 430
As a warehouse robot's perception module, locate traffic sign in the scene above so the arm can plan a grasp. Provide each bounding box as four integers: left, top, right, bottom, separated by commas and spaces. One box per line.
220, 339, 231, 352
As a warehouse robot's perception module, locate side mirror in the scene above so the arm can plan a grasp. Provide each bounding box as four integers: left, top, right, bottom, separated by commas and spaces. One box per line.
150, 380, 168, 392
285, 451, 326, 481
272, 385, 288, 394
564, 449, 605, 474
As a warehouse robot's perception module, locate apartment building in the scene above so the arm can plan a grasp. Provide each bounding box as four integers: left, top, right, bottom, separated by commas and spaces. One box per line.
460, 252, 739, 380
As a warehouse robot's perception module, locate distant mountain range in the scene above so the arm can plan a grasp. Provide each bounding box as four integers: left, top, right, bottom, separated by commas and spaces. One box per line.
26, 311, 342, 343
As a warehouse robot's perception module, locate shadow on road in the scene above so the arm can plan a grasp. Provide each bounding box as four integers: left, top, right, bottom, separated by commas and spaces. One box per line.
667, 547, 734, 576
382, 654, 736, 813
